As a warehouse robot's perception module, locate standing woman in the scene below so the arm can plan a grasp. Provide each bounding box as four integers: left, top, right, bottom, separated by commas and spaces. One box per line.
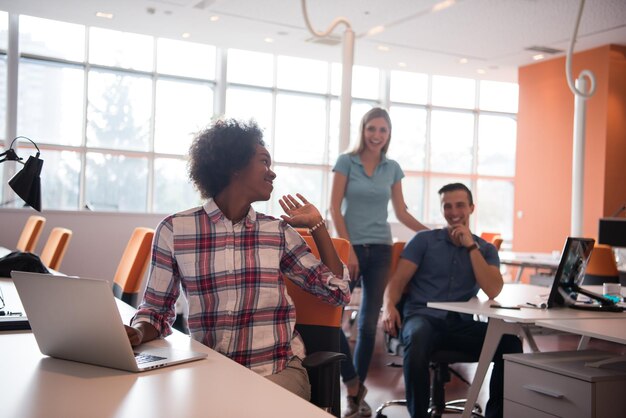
330, 107, 427, 417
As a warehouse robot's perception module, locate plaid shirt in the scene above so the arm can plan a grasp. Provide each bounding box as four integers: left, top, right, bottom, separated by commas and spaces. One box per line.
133, 199, 350, 376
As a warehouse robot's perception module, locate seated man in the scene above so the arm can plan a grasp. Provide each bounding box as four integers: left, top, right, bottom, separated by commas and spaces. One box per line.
382, 183, 522, 418
126, 119, 350, 400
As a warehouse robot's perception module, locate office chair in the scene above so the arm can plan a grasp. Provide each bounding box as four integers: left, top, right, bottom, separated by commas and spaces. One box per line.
39, 227, 73, 270
480, 232, 503, 251
294, 227, 312, 236
15, 215, 46, 253
583, 243, 619, 285
284, 235, 350, 417
375, 242, 483, 418
112, 227, 154, 308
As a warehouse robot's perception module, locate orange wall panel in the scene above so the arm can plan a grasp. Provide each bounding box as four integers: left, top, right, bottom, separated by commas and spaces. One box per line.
515, 45, 625, 252
604, 46, 626, 217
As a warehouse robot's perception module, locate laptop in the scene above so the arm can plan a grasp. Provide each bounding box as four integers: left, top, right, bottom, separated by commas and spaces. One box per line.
545, 237, 623, 312
11, 271, 207, 372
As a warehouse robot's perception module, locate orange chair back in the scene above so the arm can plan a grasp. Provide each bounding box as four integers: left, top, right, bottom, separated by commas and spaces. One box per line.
294, 227, 311, 236
491, 237, 503, 251
284, 236, 350, 327
586, 244, 619, 276
16, 215, 46, 253
39, 227, 73, 270
113, 227, 155, 296
480, 232, 503, 250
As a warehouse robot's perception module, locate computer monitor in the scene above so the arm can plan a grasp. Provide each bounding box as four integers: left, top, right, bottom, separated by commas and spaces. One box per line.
546, 237, 619, 310
598, 217, 626, 247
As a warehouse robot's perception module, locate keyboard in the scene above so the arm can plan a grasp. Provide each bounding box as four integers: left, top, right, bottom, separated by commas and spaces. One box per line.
134, 352, 167, 364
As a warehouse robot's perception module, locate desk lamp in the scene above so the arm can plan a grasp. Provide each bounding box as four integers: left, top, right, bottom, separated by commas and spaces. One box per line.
0, 136, 44, 212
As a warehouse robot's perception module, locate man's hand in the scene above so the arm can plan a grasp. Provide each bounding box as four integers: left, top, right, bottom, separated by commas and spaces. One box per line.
125, 325, 144, 347
448, 224, 474, 248
279, 194, 322, 228
382, 304, 402, 338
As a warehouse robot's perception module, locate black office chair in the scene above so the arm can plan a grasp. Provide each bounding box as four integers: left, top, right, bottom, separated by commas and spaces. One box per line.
284, 236, 350, 417
375, 242, 483, 418
376, 332, 483, 418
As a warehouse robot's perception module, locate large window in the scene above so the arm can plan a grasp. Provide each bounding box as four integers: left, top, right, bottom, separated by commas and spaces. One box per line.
5, 14, 216, 213
388, 75, 518, 241
0, 12, 518, 243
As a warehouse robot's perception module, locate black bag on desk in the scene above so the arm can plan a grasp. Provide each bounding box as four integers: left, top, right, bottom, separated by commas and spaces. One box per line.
0, 251, 49, 277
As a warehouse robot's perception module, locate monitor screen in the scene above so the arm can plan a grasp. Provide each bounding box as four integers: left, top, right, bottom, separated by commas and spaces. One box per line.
546, 237, 595, 308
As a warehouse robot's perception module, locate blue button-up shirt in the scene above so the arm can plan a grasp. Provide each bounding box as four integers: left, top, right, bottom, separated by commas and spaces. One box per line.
401, 228, 499, 320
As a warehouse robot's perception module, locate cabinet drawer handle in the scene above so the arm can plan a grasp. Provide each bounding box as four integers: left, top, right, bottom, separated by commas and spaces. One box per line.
522, 384, 564, 399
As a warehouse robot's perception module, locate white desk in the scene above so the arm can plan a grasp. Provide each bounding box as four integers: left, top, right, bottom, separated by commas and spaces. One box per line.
534, 318, 626, 345
427, 284, 626, 418
0, 279, 331, 418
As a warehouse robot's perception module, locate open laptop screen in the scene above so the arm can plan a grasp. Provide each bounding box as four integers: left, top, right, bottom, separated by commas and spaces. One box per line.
546, 237, 595, 308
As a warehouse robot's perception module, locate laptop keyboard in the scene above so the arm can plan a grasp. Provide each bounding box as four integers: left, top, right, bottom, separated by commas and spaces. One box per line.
134, 352, 167, 364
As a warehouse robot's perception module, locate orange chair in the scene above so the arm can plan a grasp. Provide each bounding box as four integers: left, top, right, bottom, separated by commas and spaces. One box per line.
480, 232, 503, 250
285, 236, 350, 328
491, 237, 503, 251
39, 227, 73, 270
584, 244, 619, 285
112, 227, 155, 308
294, 227, 311, 236
284, 236, 350, 416
16, 215, 46, 253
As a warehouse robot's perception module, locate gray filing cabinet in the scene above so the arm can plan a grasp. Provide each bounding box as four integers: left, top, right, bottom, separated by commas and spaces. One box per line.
504, 350, 626, 418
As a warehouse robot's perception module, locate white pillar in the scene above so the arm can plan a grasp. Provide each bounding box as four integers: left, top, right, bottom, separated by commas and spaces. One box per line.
338, 28, 354, 154
571, 76, 587, 237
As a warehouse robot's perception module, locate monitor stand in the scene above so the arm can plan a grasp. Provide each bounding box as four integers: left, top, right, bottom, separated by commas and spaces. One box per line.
567, 285, 624, 312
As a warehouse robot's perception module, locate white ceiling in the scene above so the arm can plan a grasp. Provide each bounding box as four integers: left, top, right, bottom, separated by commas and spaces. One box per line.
0, 0, 624, 82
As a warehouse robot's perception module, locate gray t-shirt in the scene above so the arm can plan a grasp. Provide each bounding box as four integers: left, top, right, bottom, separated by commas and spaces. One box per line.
333, 153, 404, 245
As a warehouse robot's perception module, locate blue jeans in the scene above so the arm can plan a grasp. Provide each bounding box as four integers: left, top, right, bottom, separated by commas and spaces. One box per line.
401, 313, 522, 418
340, 244, 392, 384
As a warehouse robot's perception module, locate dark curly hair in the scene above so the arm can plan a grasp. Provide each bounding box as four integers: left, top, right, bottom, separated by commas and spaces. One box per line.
188, 119, 265, 199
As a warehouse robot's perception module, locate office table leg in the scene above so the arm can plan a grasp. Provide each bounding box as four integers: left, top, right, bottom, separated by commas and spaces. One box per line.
514, 266, 524, 283
577, 335, 590, 350
520, 326, 540, 352
461, 318, 523, 418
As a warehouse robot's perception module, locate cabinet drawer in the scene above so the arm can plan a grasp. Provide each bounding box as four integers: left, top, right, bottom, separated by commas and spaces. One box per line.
504, 361, 591, 418
504, 400, 558, 418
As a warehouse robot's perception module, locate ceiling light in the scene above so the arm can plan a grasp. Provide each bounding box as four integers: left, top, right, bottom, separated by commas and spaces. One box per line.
95, 11, 114, 19
459, 58, 468, 64
367, 25, 385, 36
377, 45, 390, 52
432, 0, 456, 12
264, 37, 274, 43
182, 32, 191, 39
533, 54, 545, 61
209, 15, 220, 22
398, 62, 407, 68
476, 69, 486, 74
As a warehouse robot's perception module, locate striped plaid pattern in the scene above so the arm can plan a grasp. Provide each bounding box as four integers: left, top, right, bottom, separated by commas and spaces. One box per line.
133, 199, 350, 376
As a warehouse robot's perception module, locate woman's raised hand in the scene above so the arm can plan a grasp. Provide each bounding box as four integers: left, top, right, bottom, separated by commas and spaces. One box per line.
279, 194, 322, 228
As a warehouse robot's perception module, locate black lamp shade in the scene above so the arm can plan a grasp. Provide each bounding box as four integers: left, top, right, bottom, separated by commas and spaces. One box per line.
9, 155, 43, 212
